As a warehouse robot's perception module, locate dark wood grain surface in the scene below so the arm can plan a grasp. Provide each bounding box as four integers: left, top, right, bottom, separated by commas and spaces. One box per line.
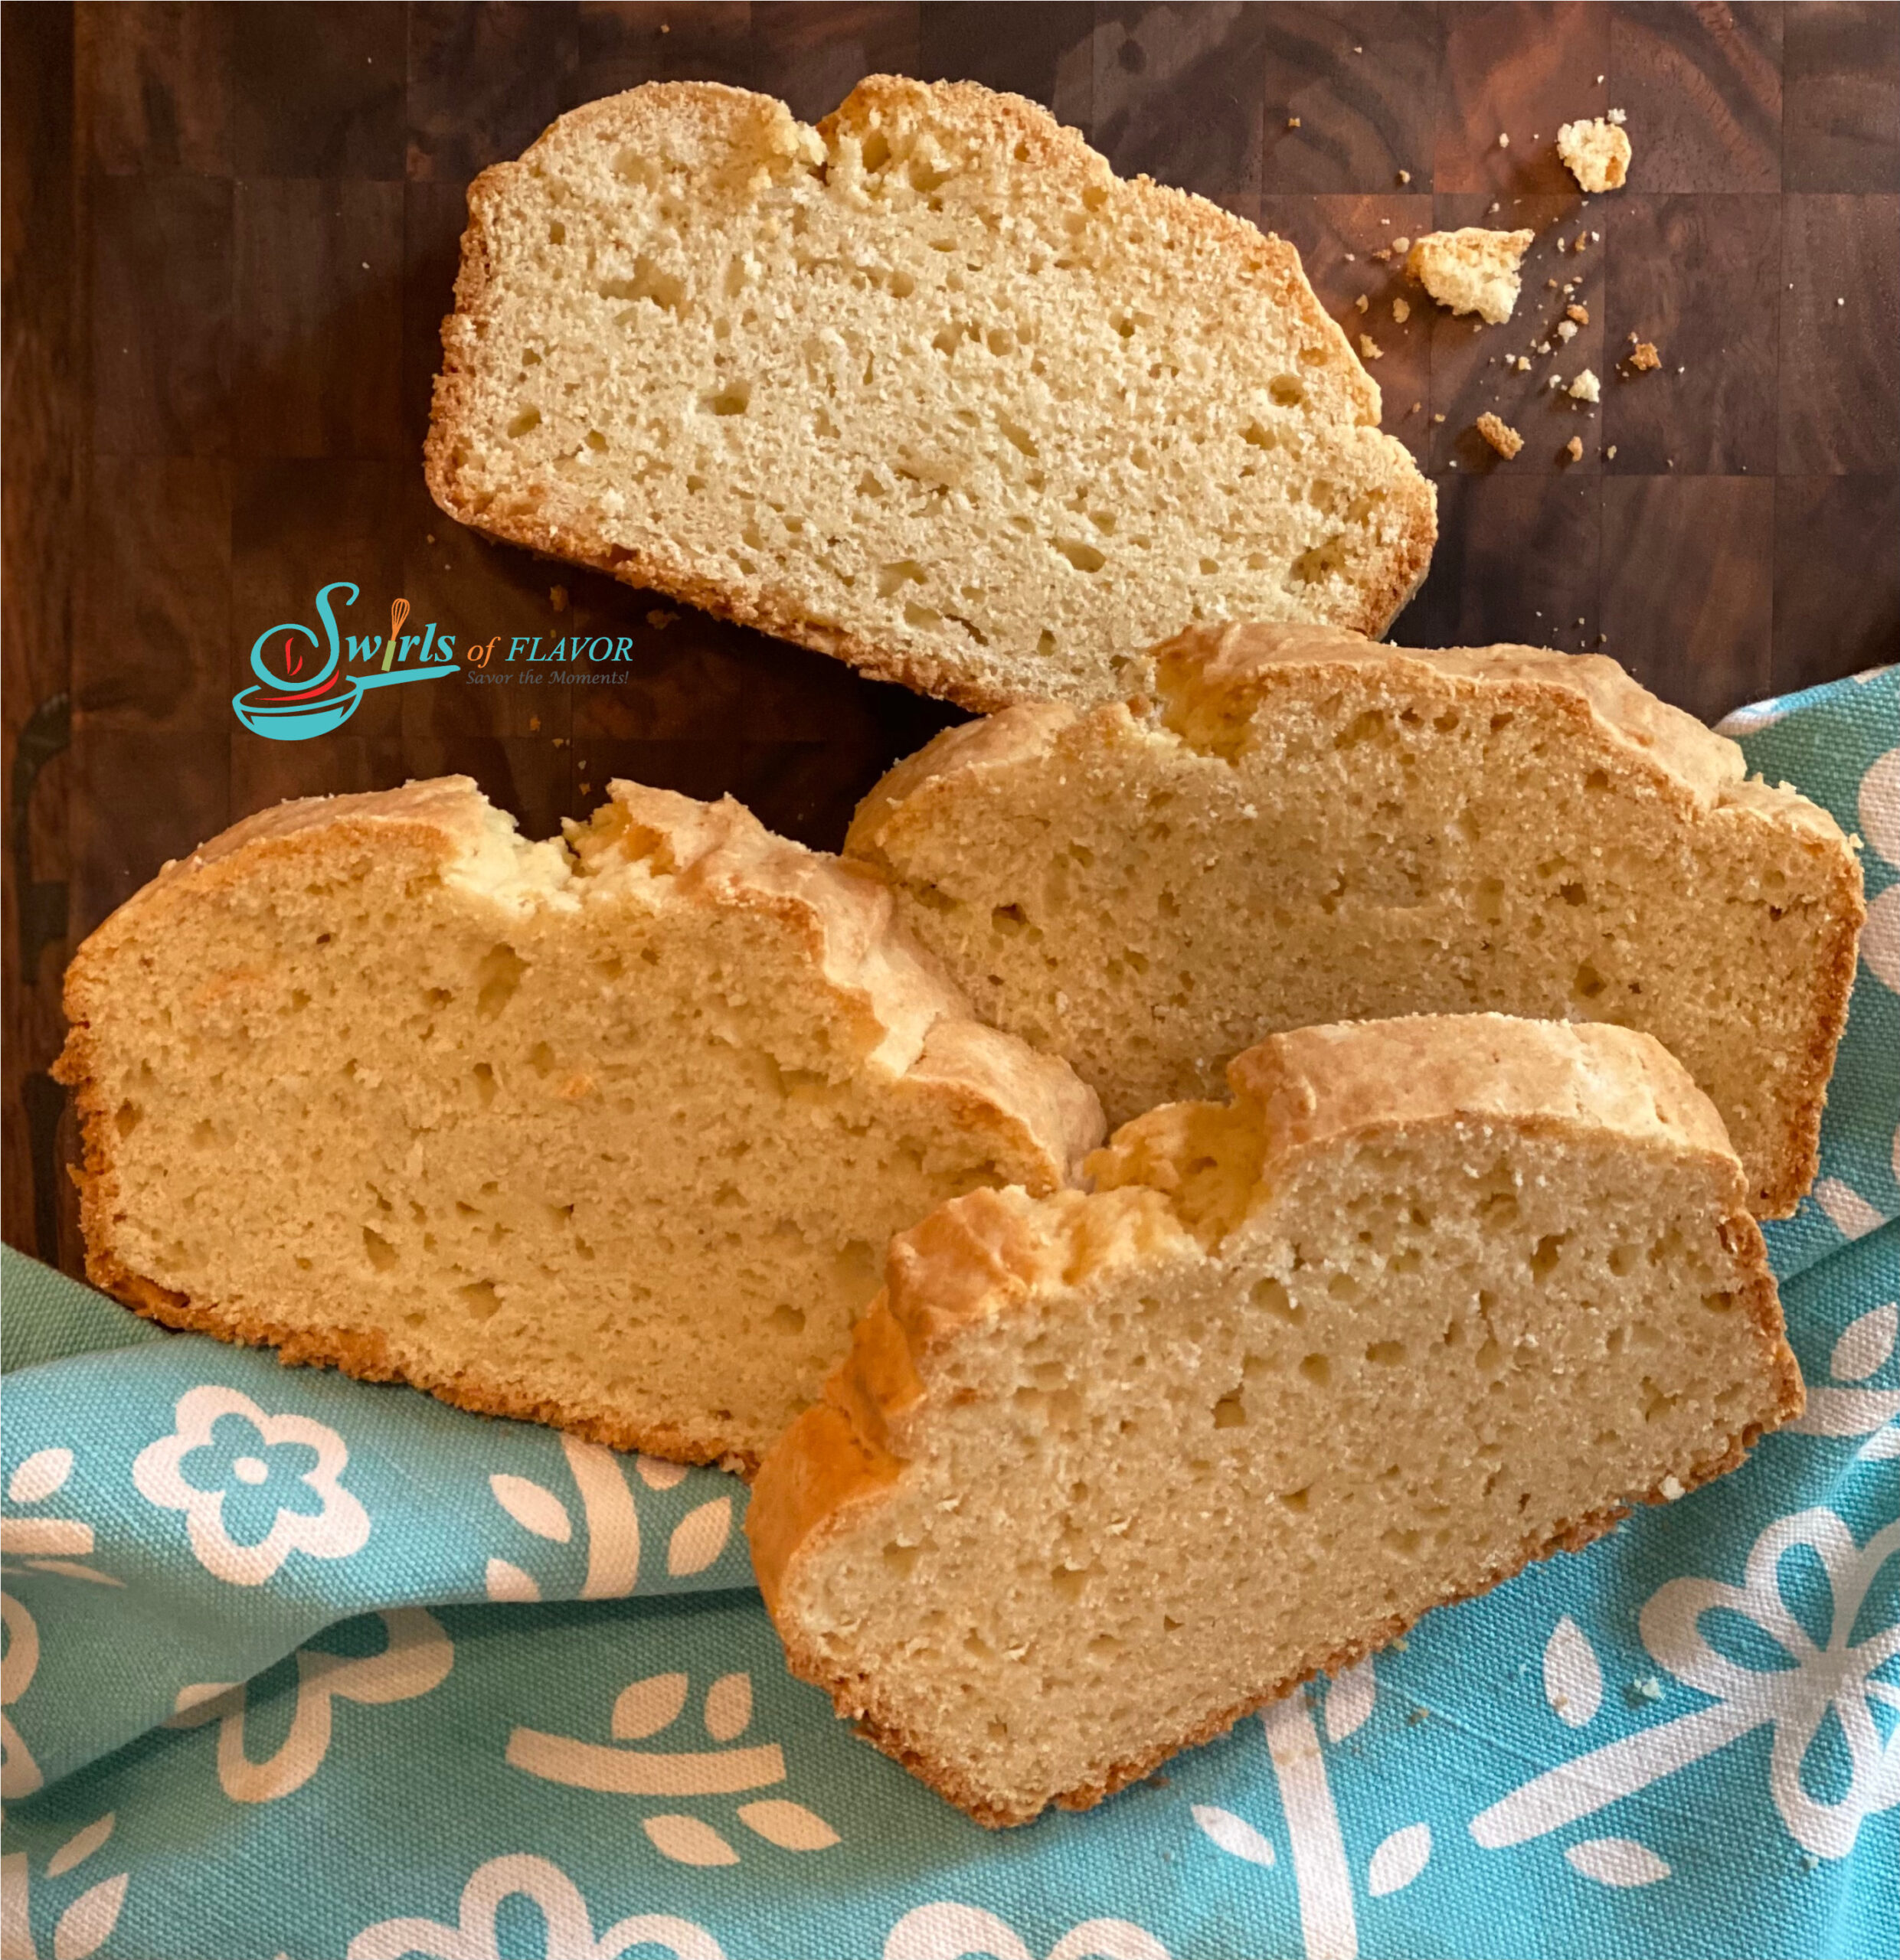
5, 2, 1898, 1272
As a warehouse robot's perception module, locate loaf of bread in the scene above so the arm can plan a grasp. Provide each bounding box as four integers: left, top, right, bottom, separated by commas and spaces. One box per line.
424, 77, 1436, 712
748, 1014, 1800, 1826
55, 777, 1102, 1469
846, 622, 1863, 1217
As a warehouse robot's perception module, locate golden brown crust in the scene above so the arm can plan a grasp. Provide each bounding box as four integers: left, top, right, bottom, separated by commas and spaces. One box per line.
1156, 621, 1751, 803
54, 776, 1103, 1468
747, 1015, 1801, 1824
423, 81, 1437, 715
1223, 1014, 1741, 1171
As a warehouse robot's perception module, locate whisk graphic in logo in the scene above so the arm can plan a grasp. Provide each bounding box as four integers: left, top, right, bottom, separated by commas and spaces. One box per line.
233, 582, 459, 741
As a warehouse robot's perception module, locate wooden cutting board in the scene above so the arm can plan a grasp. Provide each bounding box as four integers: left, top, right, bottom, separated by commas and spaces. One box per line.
4, 0, 1897, 1270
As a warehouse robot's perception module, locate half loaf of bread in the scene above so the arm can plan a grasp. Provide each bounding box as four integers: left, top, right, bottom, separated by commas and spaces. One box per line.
55, 776, 1102, 1469
749, 1014, 1800, 1825
847, 621, 1864, 1216
425, 77, 1436, 711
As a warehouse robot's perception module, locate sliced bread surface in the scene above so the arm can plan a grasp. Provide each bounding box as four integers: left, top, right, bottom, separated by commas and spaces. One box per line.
55, 776, 1102, 1469
425, 77, 1436, 712
748, 1014, 1800, 1825
845, 621, 1864, 1216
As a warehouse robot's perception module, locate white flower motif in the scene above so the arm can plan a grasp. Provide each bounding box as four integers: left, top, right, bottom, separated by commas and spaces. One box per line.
1473, 1508, 1900, 1862
132, 1386, 368, 1586
165, 1609, 452, 1802
347, 1854, 724, 1960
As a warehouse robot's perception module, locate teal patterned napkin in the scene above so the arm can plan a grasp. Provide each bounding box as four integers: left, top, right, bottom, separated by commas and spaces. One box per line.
2, 667, 1895, 1960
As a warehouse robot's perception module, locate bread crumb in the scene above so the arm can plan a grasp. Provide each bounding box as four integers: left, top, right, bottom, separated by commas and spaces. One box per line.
1356, 294, 1369, 313
1498, 132, 1510, 149
1566, 302, 1589, 325
1606, 445, 1617, 459
1391, 297, 1411, 323
1563, 436, 1584, 461
1477, 412, 1524, 458
1287, 116, 1301, 129
646, 609, 679, 629
1607, 106, 1627, 125
1574, 232, 1589, 253
1556, 318, 1578, 342
1406, 228, 1535, 324
1558, 117, 1632, 194
1431, 412, 1445, 423
1516, 356, 1532, 371
550, 584, 569, 612
1391, 236, 1410, 253
1398, 169, 1411, 185
425, 532, 437, 545
1628, 341, 1662, 372
528, 714, 541, 732
1359, 334, 1384, 361
1409, 400, 1422, 415
1568, 369, 1601, 402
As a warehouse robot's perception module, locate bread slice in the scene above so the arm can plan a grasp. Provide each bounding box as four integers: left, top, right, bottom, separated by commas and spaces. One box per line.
54, 777, 1101, 1469
424, 77, 1436, 713
845, 622, 1863, 1217
1406, 228, 1533, 324
748, 1014, 1800, 1826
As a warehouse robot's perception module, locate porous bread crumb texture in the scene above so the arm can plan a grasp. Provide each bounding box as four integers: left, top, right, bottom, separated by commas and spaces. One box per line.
54, 776, 1103, 1471
1630, 341, 1662, 372
845, 622, 1866, 1218
749, 1016, 1799, 1827
1406, 229, 1533, 325
1476, 413, 1523, 459
425, 77, 1437, 714
1563, 436, 1584, 462
1568, 370, 1601, 403
1558, 118, 1633, 194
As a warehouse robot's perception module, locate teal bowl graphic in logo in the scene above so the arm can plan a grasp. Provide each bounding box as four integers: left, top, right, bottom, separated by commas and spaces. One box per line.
234, 581, 459, 740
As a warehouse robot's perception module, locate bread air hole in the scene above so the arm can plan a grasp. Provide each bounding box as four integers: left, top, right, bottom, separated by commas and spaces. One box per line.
505, 408, 541, 438
459, 1279, 502, 1322
476, 945, 528, 1018
362, 1227, 398, 1272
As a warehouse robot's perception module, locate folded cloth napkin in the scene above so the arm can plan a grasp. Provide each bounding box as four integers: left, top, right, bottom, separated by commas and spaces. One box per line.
2, 668, 1895, 1960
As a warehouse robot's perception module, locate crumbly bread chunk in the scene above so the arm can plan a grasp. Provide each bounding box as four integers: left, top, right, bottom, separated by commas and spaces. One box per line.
1406, 228, 1534, 325
55, 777, 1101, 1469
1558, 118, 1632, 194
845, 622, 1863, 1216
425, 77, 1436, 713
1476, 411, 1524, 458
749, 1015, 1800, 1826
